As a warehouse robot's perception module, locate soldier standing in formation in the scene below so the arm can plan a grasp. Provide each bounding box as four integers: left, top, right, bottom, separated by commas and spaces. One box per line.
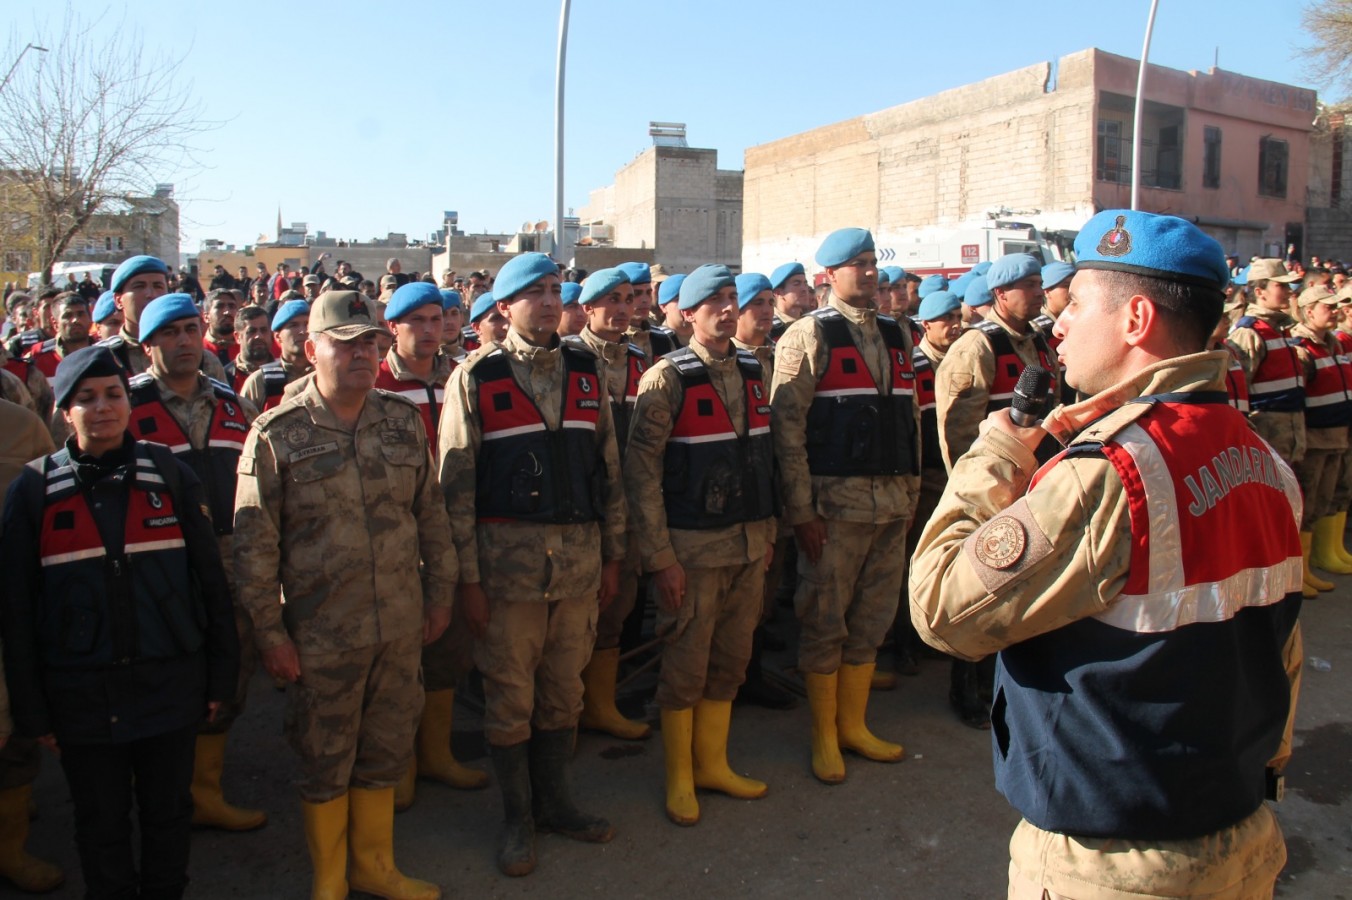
438, 253, 624, 877
234, 290, 456, 900
770, 227, 919, 784
240, 301, 312, 414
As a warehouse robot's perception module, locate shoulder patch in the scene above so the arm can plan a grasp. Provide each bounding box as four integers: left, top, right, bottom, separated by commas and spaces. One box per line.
962, 499, 1054, 594
375, 387, 420, 410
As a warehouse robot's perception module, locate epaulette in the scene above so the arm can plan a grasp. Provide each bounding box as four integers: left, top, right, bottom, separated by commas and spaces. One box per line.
460, 345, 504, 373
373, 388, 421, 412
650, 324, 676, 337
809, 307, 843, 321
206, 376, 238, 399
626, 342, 645, 358
127, 371, 155, 390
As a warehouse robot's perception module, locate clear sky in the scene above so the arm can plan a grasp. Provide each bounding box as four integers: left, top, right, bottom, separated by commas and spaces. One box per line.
4, 0, 1327, 254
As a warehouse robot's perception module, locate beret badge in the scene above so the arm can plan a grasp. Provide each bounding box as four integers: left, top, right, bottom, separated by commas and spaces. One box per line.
1096, 215, 1133, 257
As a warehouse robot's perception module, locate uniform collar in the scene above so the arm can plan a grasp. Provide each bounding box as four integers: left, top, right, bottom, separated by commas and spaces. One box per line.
828, 295, 875, 326
1243, 304, 1296, 329
579, 327, 629, 363
503, 329, 560, 369
689, 338, 737, 370
384, 346, 450, 385
919, 336, 948, 364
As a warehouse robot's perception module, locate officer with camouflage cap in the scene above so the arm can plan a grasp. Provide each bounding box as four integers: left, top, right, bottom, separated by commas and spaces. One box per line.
123, 293, 265, 833
625, 265, 777, 825
770, 227, 920, 784
565, 267, 653, 741
437, 252, 625, 877
911, 209, 1303, 899
234, 289, 456, 900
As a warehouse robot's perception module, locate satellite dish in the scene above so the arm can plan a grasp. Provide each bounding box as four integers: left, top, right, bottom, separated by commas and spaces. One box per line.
535, 220, 550, 233
521, 221, 533, 233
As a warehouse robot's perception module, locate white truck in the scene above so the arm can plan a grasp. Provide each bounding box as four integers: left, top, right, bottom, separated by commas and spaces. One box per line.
875, 212, 1078, 280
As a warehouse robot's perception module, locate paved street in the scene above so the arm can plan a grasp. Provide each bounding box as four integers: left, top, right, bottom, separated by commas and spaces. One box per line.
10, 584, 1351, 899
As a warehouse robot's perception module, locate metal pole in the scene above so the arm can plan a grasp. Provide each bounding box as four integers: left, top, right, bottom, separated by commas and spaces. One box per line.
553, 0, 572, 259
0, 43, 49, 94
1130, 0, 1161, 211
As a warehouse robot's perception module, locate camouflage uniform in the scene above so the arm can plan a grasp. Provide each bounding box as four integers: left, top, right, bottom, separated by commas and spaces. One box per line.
100, 326, 230, 381
0, 344, 54, 421
1228, 306, 1306, 465
1335, 322, 1352, 513
1290, 324, 1349, 526
233, 379, 457, 801
239, 358, 311, 411
437, 330, 626, 747
770, 297, 920, 674
910, 353, 1299, 898
625, 339, 775, 709
935, 309, 1059, 472
0, 368, 33, 412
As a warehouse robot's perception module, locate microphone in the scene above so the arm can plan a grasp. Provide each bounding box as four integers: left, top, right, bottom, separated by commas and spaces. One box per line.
1010, 365, 1051, 427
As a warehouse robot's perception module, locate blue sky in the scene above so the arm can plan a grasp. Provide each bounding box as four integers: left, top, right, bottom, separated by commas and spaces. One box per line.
4, 1, 1325, 252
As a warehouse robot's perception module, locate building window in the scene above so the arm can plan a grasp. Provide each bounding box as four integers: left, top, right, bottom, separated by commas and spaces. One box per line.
1259, 137, 1288, 198
1156, 125, 1181, 190
1203, 127, 1222, 189
1097, 119, 1126, 183
117, 236, 124, 250
105, 236, 112, 251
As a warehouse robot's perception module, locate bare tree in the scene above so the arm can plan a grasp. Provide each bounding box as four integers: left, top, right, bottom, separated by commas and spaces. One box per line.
0, 8, 212, 284
1303, 1, 1352, 98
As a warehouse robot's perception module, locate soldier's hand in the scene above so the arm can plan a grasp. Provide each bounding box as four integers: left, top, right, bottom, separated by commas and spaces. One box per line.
423, 605, 452, 645
763, 542, 775, 572
206, 701, 222, 724
983, 409, 1048, 455
795, 517, 828, 565
36, 734, 58, 756
597, 560, 622, 611
653, 562, 686, 613
262, 640, 302, 683
460, 582, 490, 639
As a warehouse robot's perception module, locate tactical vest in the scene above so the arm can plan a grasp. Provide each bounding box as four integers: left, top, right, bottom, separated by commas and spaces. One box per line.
662, 348, 777, 530
2, 355, 36, 388
770, 314, 793, 341
1233, 316, 1304, 412
804, 308, 917, 477
462, 327, 481, 354
1294, 334, 1352, 429
1223, 350, 1250, 414
912, 346, 945, 472
33, 443, 204, 668
126, 374, 250, 535
203, 338, 237, 368
998, 393, 1302, 840
28, 338, 64, 378
471, 345, 602, 524
649, 325, 680, 359
564, 336, 646, 451
973, 319, 1059, 412
375, 359, 444, 449
254, 361, 291, 412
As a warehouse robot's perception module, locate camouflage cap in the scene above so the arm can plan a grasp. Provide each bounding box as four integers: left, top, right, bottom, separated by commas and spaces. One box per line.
308, 290, 388, 340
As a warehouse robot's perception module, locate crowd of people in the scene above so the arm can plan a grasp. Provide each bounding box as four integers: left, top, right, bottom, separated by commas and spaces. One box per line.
0, 211, 1315, 898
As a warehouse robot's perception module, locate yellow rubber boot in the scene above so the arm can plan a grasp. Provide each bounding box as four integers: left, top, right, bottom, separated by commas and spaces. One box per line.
0, 785, 63, 893
393, 761, 415, 812
1312, 517, 1352, 574
1332, 511, 1352, 566
416, 690, 489, 789
347, 787, 441, 900
301, 794, 349, 900
191, 733, 268, 831
659, 708, 699, 826
804, 672, 846, 784
870, 669, 898, 691
836, 663, 905, 762
579, 648, 652, 740
1301, 532, 1334, 593
691, 699, 767, 800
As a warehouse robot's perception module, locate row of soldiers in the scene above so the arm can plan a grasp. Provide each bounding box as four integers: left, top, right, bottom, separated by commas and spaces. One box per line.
0, 227, 1332, 899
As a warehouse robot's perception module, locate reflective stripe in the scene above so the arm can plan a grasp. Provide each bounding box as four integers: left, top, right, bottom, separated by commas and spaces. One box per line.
669, 430, 738, 445
747, 425, 771, 437
816, 387, 879, 398
989, 391, 1015, 401
1264, 337, 1290, 350
561, 420, 597, 431
41, 547, 106, 566
1306, 393, 1348, 407
125, 538, 187, 554
1097, 558, 1304, 633
1250, 376, 1301, 394
1110, 423, 1184, 598
482, 423, 548, 440
208, 437, 247, 449
45, 478, 75, 496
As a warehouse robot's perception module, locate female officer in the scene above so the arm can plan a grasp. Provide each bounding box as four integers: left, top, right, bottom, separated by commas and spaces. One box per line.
1, 345, 238, 900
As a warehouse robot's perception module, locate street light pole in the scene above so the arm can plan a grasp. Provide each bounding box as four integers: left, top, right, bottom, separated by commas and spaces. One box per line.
1130, 0, 1160, 211
553, 0, 572, 261
0, 43, 49, 93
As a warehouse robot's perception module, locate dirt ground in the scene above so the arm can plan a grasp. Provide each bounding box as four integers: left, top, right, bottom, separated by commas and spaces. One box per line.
10, 584, 1351, 899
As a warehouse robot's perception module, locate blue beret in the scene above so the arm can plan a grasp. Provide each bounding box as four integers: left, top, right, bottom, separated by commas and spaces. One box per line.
617, 261, 652, 285
52, 345, 127, 410
950, 271, 976, 301
917, 291, 961, 321
963, 274, 994, 307
1041, 261, 1076, 290
138, 293, 200, 342
579, 268, 630, 306
494, 252, 559, 301
876, 269, 890, 285
469, 292, 496, 324
986, 254, 1042, 291
272, 299, 309, 331
111, 255, 170, 293
559, 283, 582, 306
439, 289, 463, 310
769, 262, 805, 291
385, 282, 444, 321
1074, 209, 1229, 288
92, 290, 117, 323
734, 273, 773, 309
881, 266, 906, 284
658, 274, 686, 305
918, 275, 948, 299
971, 261, 992, 276
1233, 265, 1250, 286
815, 228, 875, 268
679, 265, 736, 311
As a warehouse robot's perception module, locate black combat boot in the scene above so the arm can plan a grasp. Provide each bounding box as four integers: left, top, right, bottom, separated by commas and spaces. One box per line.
529, 728, 615, 843
949, 659, 990, 730
489, 742, 536, 876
